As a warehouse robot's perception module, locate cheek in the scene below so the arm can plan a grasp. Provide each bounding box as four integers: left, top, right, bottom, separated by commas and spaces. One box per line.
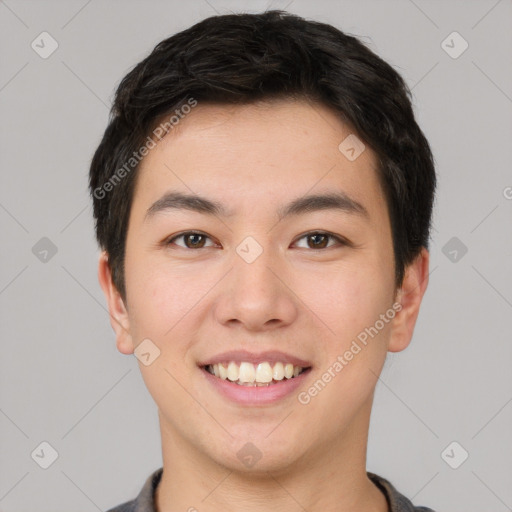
125, 253, 216, 347
125, 260, 200, 401
299, 272, 392, 425
297, 260, 393, 343
124, 249, 175, 338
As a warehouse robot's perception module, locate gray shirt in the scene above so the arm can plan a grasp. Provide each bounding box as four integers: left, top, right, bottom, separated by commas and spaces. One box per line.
106, 467, 437, 512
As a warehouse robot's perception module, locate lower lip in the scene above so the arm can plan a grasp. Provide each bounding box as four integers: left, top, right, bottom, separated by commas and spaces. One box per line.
201, 367, 311, 405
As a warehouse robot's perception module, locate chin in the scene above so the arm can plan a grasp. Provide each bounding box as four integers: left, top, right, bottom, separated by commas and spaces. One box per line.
206, 429, 306, 476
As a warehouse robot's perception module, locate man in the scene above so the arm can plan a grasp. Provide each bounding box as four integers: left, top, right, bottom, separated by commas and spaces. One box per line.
90, 10, 437, 512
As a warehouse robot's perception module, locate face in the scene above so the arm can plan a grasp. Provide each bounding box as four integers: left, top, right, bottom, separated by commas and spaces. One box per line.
99, 99, 429, 475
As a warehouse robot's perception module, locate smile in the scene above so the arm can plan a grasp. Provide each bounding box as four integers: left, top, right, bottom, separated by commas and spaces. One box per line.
199, 350, 312, 404
204, 361, 308, 386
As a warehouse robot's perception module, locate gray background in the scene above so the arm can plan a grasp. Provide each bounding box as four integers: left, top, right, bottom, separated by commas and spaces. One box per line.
1, 0, 511, 511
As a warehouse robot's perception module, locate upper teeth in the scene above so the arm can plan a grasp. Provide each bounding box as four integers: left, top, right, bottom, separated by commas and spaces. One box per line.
207, 361, 304, 385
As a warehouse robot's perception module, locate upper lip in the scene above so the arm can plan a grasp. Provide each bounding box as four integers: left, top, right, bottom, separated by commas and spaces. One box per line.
198, 350, 312, 368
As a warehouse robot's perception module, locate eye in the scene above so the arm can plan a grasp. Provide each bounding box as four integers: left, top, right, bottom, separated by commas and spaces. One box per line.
164, 230, 348, 250
165, 231, 216, 249
293, 231, 347, 250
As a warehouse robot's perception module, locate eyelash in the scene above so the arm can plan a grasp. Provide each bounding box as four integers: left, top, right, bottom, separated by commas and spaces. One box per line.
164, 231, 349, 250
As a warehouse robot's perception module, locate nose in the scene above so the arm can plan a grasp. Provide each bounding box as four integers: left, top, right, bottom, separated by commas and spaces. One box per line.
213, 242, 299, 332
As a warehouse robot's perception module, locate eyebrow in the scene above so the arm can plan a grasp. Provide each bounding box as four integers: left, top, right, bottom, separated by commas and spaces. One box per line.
144, 190, 369, 222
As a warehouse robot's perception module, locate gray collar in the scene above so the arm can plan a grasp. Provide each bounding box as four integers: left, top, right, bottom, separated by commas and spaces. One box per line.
107, 467, 435, 512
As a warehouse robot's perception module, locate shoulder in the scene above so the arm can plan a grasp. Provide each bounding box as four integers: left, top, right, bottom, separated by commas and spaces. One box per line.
105, 500, 136, 512
367, 471, 438, 512
105, 467, 164, 512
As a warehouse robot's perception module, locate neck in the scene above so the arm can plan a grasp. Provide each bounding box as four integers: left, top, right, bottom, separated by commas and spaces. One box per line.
155, 395, 388, 512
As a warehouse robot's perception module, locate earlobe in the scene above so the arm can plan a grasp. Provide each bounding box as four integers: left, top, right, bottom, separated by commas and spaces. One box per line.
387, 247, 430, 353
97, 251, 134, 355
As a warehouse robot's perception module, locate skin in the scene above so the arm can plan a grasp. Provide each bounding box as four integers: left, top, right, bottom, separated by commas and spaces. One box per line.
99, 99, 429, 512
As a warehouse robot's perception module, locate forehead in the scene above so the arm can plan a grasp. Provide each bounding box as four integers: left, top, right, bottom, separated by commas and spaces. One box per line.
133, 99, 386, 222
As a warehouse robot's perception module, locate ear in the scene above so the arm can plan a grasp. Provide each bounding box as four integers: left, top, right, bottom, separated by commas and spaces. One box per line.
387, 247, 430, 353
97, 251, 134, 355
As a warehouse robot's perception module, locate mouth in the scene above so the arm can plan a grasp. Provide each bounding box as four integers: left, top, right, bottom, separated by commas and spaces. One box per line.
203, 361, 310, 387
198, 351, 312, 405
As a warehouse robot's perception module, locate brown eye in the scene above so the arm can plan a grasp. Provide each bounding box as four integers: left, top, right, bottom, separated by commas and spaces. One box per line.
307, 233, 329, 249
294, 231, 346, 250
183, 233, 206, 248
166, 231, 214, 249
